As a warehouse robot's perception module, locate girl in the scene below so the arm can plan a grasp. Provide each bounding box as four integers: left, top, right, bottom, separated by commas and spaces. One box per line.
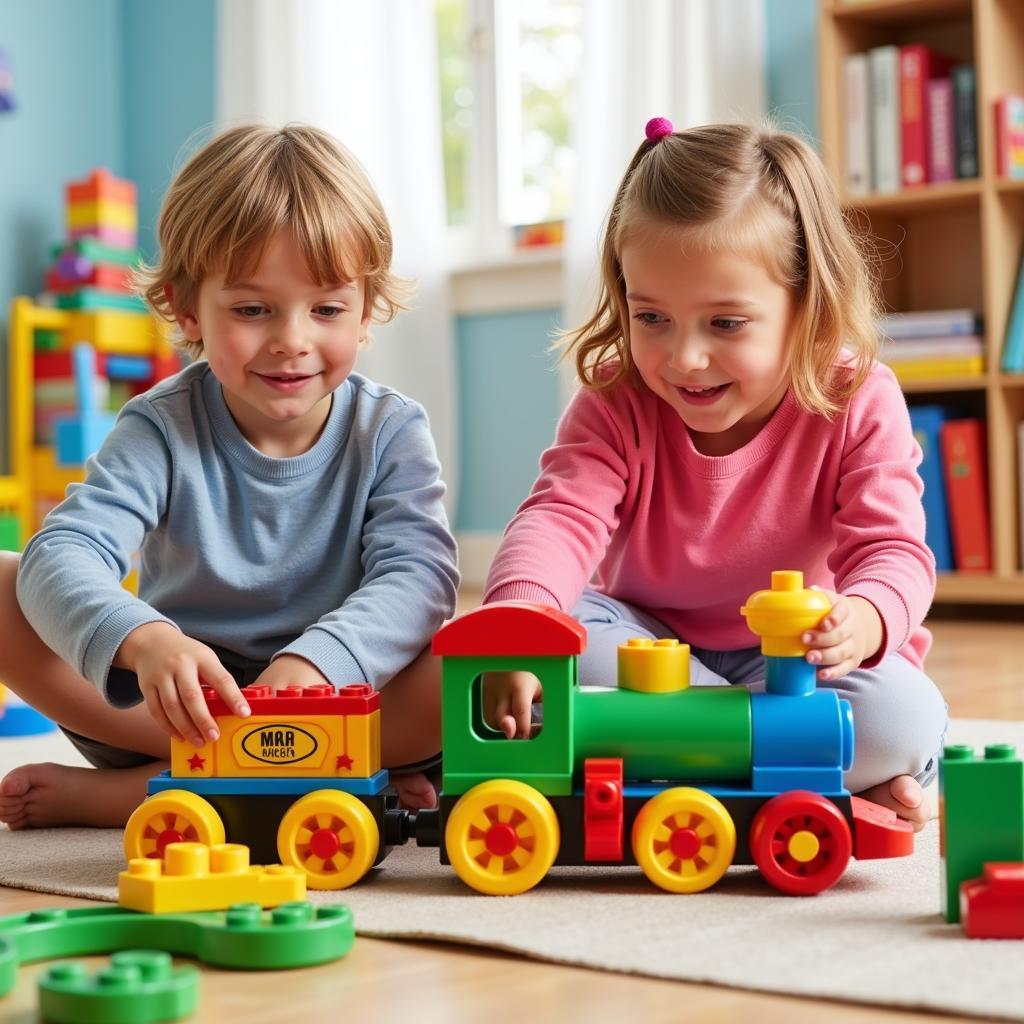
483, 118, 946, 829
0, 124, 458, 830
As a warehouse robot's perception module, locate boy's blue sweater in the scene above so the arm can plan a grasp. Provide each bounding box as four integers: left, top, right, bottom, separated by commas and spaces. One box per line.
17, 361, 459, 707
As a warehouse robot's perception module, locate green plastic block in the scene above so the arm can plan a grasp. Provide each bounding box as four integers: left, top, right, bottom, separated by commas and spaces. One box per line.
51, 238, 141, 267
0, 901, 354, 997
940, 744, 1024, 922
55, 289, 147, 313
0, 514, 19, 552
34, 328, 64, 351
442, 655, 575, 796
38, 950, 198, 1023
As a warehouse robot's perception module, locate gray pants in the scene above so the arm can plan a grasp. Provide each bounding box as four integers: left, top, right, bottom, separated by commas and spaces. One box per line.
572, 589, 948, 793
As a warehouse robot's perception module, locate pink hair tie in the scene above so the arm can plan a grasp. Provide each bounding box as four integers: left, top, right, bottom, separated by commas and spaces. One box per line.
645, 117, 674, 142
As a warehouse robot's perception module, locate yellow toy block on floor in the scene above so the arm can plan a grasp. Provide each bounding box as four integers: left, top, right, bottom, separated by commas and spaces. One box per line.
118, 841, 305, 913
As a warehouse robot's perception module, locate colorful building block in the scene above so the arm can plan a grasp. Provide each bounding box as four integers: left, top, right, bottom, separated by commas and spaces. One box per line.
118, 842, 305, 914
169, 683, 381, 780
54, 343, 117, 466
940, 744, 1024, 922
617, 637, 690, 692
0, 901, 355, 998
66, 168, 137, 207
0, 512, 18, 551
38, 950, 198, 1024
960, 862, 1024, 938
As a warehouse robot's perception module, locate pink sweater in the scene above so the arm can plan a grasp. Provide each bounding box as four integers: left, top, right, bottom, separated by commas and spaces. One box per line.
485, 363, 935, 669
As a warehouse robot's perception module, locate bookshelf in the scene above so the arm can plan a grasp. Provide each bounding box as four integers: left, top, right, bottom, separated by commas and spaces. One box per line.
819, 0, 1024, 604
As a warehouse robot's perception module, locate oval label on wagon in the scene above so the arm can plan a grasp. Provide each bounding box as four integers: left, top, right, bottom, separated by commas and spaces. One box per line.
236, 722, 323, 767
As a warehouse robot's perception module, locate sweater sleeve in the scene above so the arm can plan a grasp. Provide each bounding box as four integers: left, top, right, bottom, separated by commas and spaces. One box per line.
274, 402, 459, 687
484, 387, 629, 611
16, 404, 176, 705
829, 366, 936, 665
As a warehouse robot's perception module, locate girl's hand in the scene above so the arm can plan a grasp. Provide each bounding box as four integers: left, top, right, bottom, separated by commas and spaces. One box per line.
801, 589, 883, 682
482, 671, 542, 739
118, 622, 250, 746
252, 654, 330, 693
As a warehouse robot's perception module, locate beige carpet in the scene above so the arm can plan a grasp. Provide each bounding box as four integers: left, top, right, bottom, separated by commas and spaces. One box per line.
1, 719, 1022, 1020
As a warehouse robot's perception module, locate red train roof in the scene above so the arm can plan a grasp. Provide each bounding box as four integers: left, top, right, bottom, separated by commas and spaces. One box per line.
432, 602, 586, 656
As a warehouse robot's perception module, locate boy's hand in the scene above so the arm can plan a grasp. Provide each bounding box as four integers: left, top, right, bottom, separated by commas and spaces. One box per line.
802, 589, 883, 682
482, 671, 541, 739
252, 654, 330, 693
117, 622, 250, 746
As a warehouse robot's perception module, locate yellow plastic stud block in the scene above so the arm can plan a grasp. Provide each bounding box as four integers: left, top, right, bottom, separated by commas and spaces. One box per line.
617, 637, 691, 693
739, 570, 831, 657
68, 199, 138, 231
118, 841, 305, 913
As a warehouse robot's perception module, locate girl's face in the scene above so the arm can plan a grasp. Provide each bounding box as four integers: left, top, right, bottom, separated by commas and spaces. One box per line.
621, 226, 795, 456
175, 230, 369, 458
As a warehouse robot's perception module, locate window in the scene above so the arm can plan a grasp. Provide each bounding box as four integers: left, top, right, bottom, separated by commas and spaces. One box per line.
436, 0, 583, 261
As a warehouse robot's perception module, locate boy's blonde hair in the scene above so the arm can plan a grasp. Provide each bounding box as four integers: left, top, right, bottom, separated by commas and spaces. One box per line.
137, 123, 410, 359
564, 121, 880, 417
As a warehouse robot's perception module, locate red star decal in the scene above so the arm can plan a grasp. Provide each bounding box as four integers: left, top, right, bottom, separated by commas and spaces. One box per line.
187, 753, 206, 771
335, 754, 354, 770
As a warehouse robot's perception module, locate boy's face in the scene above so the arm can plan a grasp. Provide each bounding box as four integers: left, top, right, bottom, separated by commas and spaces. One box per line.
175, 230, 369, 457
621, 226, 794, 457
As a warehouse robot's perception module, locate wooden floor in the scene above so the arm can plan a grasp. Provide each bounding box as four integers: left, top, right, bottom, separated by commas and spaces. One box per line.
1, 614, 1020, 1023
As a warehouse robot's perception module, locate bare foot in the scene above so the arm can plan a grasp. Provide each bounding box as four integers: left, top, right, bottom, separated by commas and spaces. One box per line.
0, 761, 165, 829
391, 770, 437, 811
856, 774, 936, 832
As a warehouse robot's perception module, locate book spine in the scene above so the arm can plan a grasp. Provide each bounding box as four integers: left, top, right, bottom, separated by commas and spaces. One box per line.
1001, 251, 1024, 373
952, 65, 978, 178
941, 419, 992, 572
927, 79, 955, 183
870, 46, 901, 193
909, 406, 954, 573
879, 310, 981, 338
900, 46, 928, 187
844, 53, 871, 195
1019, 422, 1024, 572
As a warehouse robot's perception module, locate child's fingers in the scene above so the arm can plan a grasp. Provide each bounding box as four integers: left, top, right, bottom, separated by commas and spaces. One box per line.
199, 657, 251, 719
499, 713, 517, 740
511, 686, 534, 739
177, 672, 222, 744
156, 679, 205, 746
142, 686, 183, 742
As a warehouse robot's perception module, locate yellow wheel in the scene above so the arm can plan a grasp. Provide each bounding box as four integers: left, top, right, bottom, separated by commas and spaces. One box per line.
277, 790, 379, 890
445, 780, 560, 895
124, 790, 225, 861
632, 787, 736, 893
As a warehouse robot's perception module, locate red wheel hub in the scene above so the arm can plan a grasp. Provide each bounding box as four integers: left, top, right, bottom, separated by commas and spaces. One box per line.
153, 829, 185, 857
309, 828, 342, 860
669, 827, 701, 860
485, 822, 519, 857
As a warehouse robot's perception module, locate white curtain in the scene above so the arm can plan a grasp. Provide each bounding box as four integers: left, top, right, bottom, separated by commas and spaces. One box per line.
562, 0, 767, 401
216, 0, 458, 510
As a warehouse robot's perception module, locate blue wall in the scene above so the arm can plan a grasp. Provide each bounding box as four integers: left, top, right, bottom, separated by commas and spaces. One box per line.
456, 309, 563, 531
764, 0, 819, 144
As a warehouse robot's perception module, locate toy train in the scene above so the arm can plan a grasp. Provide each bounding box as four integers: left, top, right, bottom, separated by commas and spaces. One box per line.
125, 571, 914, 896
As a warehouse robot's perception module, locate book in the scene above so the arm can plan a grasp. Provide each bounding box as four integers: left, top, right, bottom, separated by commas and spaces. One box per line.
927, 78, 955, 183
1001, 249, 1024, 373
952, 65, 978, 178
887, 355, 985, 380
940, 418, 991, 572
899, 45, 955, 187
869, 46, 901, 193
881, 336, 985, 360
909, 406, 954, 572
844, 53, 871, 195
1019, 422, 1024, 571
994, 94, 1024, 180
878, 309, 982, 339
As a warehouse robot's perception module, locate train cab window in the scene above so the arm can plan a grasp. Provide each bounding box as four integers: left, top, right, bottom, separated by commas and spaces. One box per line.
472, 672, 543, 740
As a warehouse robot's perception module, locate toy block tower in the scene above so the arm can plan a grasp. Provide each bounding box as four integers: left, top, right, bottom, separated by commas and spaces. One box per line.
940, 743, 1024, 922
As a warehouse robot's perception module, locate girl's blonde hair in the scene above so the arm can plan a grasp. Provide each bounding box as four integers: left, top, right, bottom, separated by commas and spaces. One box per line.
136, 123, 411, 359
564, 120, 880, 417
